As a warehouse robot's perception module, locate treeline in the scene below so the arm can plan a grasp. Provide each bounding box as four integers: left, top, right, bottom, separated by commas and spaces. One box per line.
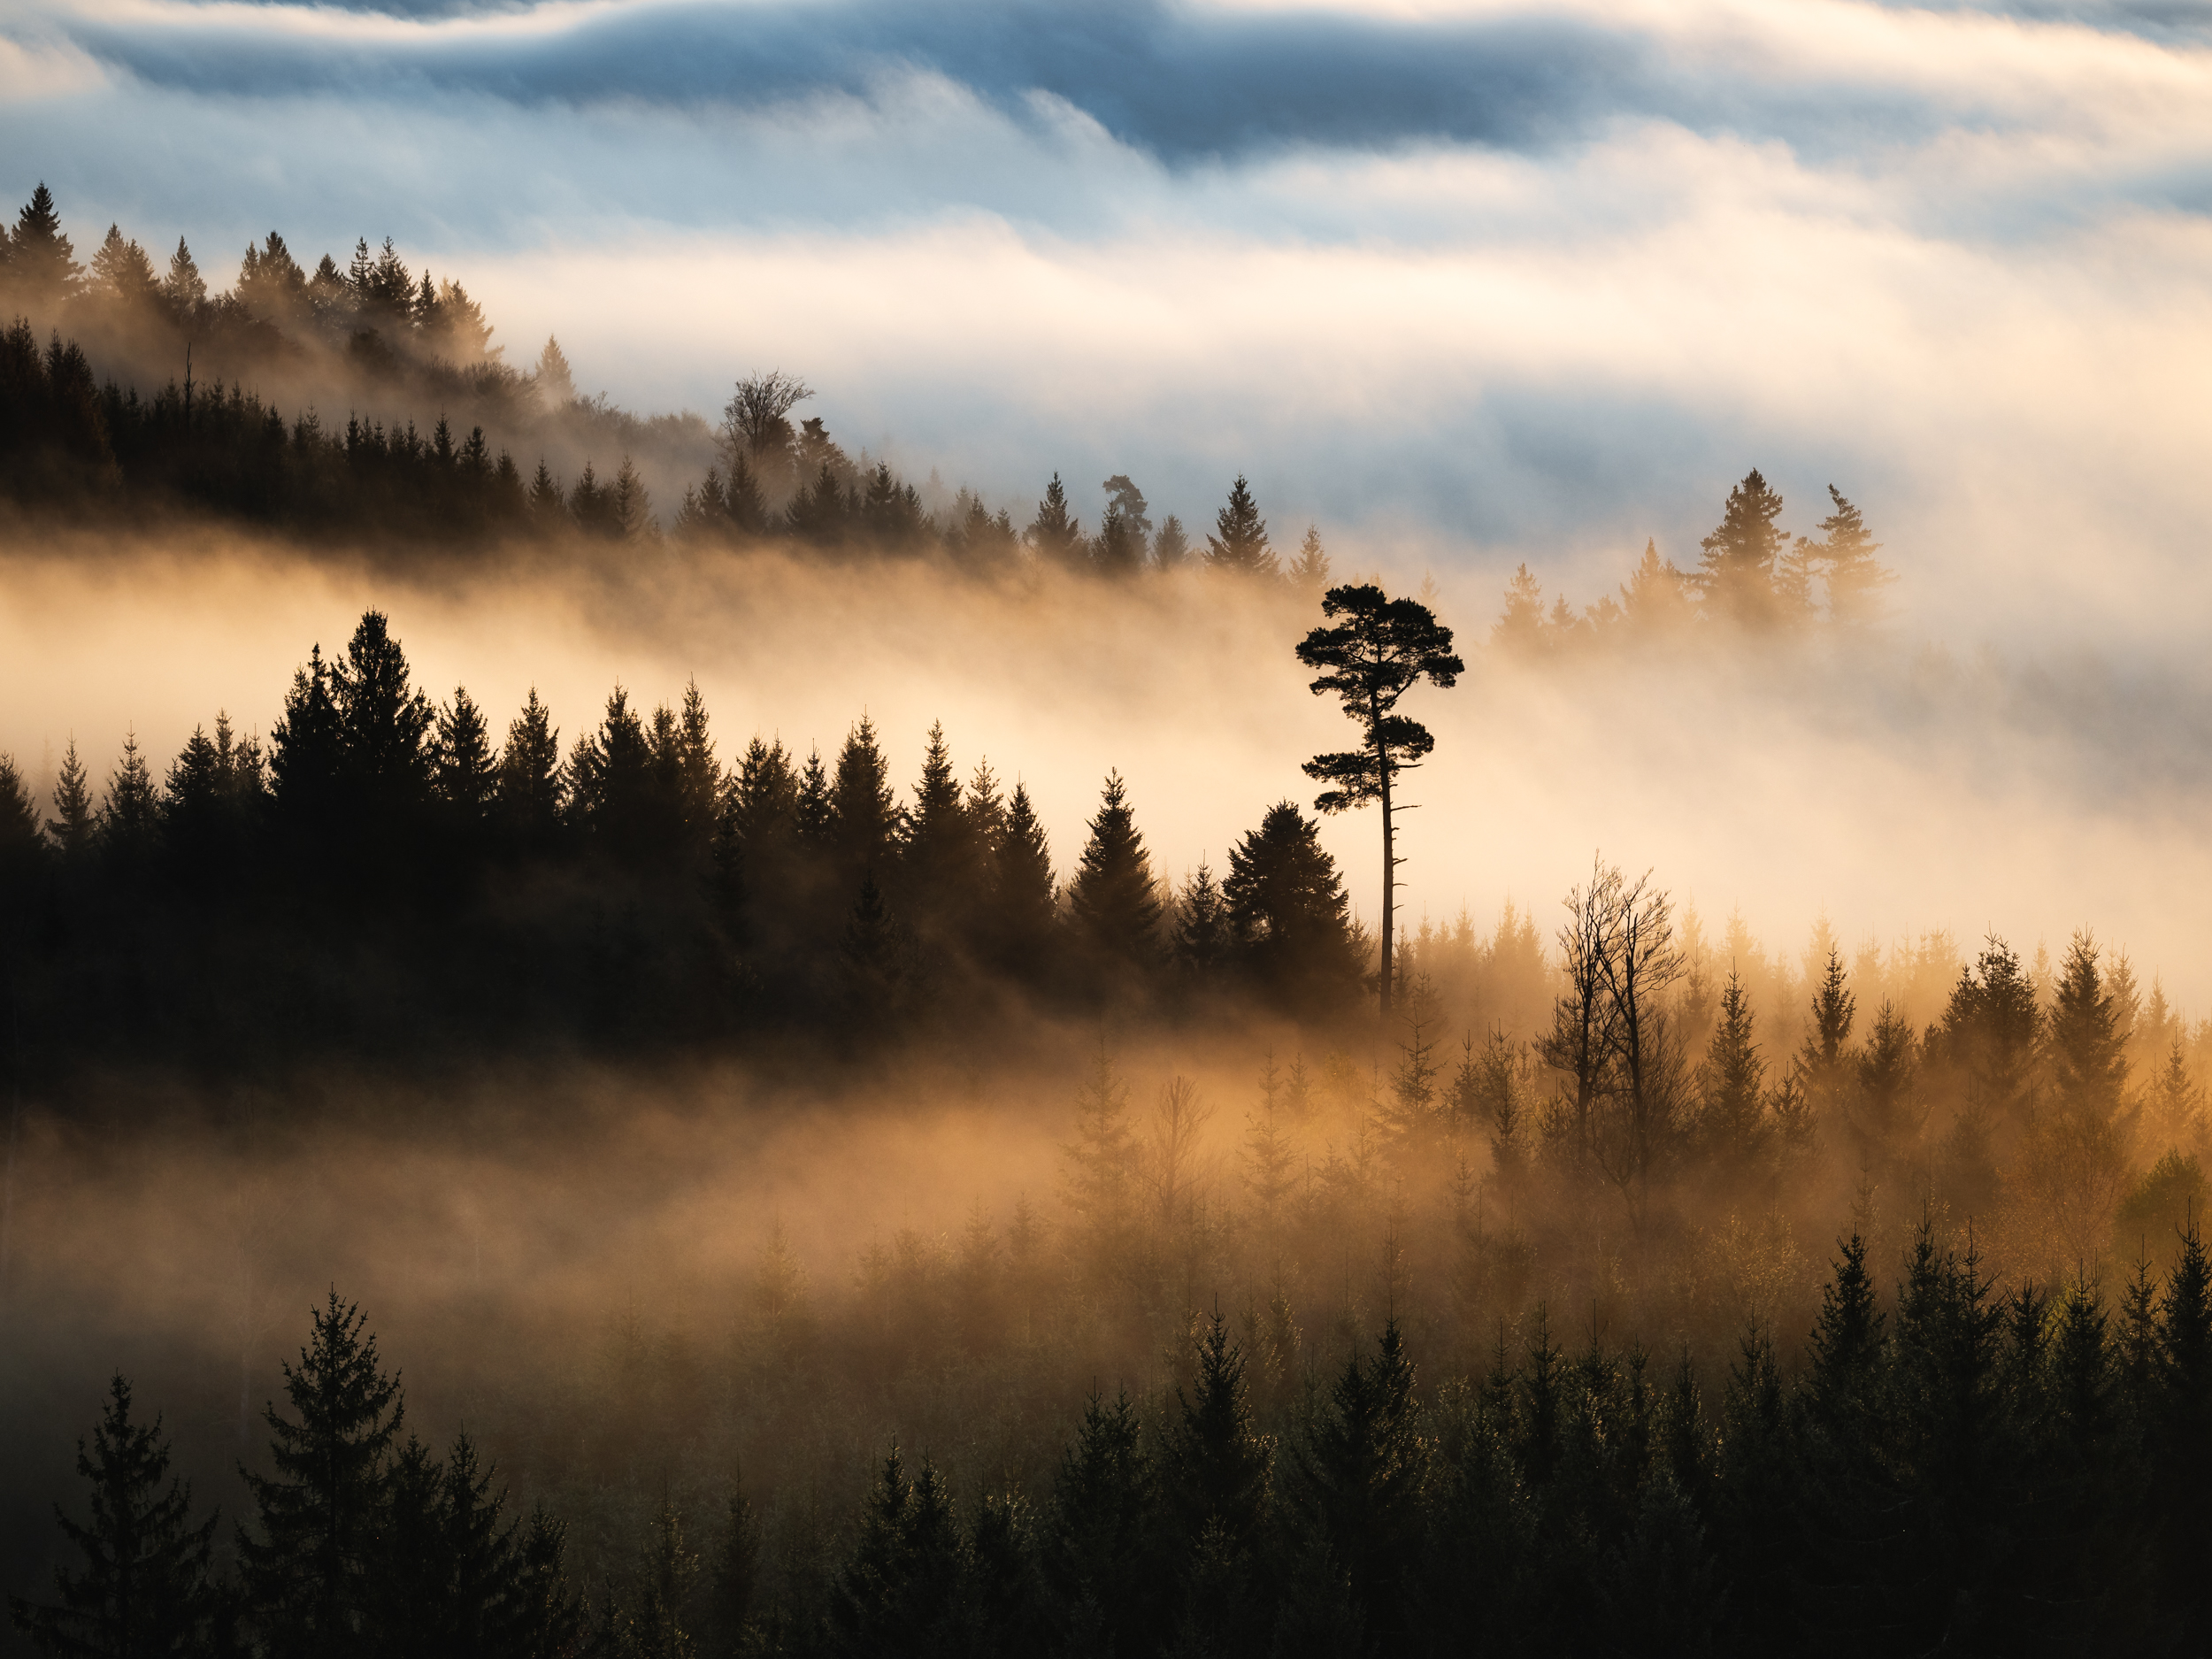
0, 182, 1332, 580
1488, 472, 1899, 649
18, 1217, 2212, 1657
0, 609, 1368, 1081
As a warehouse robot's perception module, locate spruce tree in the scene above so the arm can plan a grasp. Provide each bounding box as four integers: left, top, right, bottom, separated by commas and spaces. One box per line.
2047, 930, 2128, 1117
331, 611, 434, 806
239, 1292, 405, 1659
440, 1430, 533, 1659
1286, 526, 1331, 590
1295, 1322, 1425, 1644
270, 647, 344, 836
1853, 997, 1919, 1172
826, 1447, 965, 1657
612, 457, 654, 540
46, 737, 95, 856
373, 1435, 448, 1655
1065, 771, 1162, 990
568, 687, 663, 864
533, 337, 575, 405
1025, 473, 1083, 571
900, 720, 981, 937
1151, 514, 1190, 571
989, 781, 1056, 974
1161, 1314, 1274, 1650
1203, 476, 1275, 576
162, 239, 206, 317
526, 462, 565, 527
516, 1506, 582, 1659
1093, 507, 1141, 577
97, 733, 161, 864
494, 689, 565, 852
430, 687, 497, 822
839, 872, 910, 1029
7, 1376, 226, 1659
1796, 946, 1855, 1122
1806, 1232, 1885, 1436
1816, 487, 1896, 627
1042, 1392, 1160, 1655
1222, 800, 1362, 1018
1617, 539, 1695, 636
9, 184, 81, 303
1697, 970, 1769, 1175
1691, 468, 1786, 628
0, 757, 40, 901
1062, 1046, 1137, 1238
1169, 860, 1233, 986
88, 226, 158, 304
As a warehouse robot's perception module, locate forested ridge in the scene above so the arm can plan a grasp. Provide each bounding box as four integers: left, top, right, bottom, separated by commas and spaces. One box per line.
0, 180, 1896, 638
0, 603, 1373, 1079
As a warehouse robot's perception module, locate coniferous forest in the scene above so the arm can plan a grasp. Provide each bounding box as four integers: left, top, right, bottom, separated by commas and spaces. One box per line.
6, 178, 2212, 1659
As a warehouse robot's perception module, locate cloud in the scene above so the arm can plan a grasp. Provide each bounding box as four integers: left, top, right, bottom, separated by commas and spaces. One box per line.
4, 0, 2212, 662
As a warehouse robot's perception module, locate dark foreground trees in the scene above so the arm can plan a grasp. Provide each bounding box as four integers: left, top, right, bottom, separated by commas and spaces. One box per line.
27, 1223, 2212, 1657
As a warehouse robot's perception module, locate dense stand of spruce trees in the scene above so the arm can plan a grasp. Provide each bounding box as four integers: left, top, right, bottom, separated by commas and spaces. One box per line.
0, 608, 1367, 1082
15, 1217, 2212, 1657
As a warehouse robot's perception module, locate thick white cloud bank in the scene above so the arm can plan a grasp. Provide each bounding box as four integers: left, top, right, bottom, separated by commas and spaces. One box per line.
4, 0, 2210, 646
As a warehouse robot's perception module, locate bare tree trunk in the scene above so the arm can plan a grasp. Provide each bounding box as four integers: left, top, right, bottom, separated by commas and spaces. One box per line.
1378, 721, 1394, 1028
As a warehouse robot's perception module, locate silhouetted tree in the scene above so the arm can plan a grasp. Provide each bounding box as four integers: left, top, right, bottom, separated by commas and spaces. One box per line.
1162, 1313, 1274, 1651
1042, 1392, 1161, 1655
494, 689, 565, 853
1286, 526, 1330, 590
239, 1292, 405, 1659
430, 687, 497, 824
1066, 772, 1161, 996
7, 1376, 226, 1659
1151, 515, 1190, 572
988, 781, 1056, 977
1222, 801, 1362, 1018
1295, 583, 1463, 1023
1693, 469, 1786, 627
1816, 488, 1895, 627
1203, 476, 1274, 577
9, 184, 81, 305
1025, 474, 1083, 572
826, 1446, 965, 1658
45, 738, 95, 856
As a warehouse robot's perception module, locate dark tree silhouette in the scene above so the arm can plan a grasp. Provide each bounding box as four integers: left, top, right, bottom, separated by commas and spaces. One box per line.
1066, 771, 1162, 996
239, 1292, 405, 1659
1203, 476, 1273, 577
1693, 469, 1787, 627
7, 1376, 225, 1659
1294, 583, 1463, 1023
1221, 800, 1362, 1018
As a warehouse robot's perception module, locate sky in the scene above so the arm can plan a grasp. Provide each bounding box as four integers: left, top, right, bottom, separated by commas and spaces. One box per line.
5, 0, 2212, 649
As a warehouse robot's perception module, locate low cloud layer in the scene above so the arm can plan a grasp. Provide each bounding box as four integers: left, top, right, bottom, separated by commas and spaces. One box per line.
4, 0, 2211, 654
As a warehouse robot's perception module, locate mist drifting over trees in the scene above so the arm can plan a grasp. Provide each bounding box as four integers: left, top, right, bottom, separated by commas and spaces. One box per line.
6, 174, 2212, 1659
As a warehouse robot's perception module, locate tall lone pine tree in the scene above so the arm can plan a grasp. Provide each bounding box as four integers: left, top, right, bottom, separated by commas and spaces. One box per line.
1294, 584, 1463, 1023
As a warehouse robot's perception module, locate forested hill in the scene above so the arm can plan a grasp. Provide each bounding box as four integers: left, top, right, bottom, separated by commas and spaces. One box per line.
0, 606, 1373, 1087
0, 181, 1896, 639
